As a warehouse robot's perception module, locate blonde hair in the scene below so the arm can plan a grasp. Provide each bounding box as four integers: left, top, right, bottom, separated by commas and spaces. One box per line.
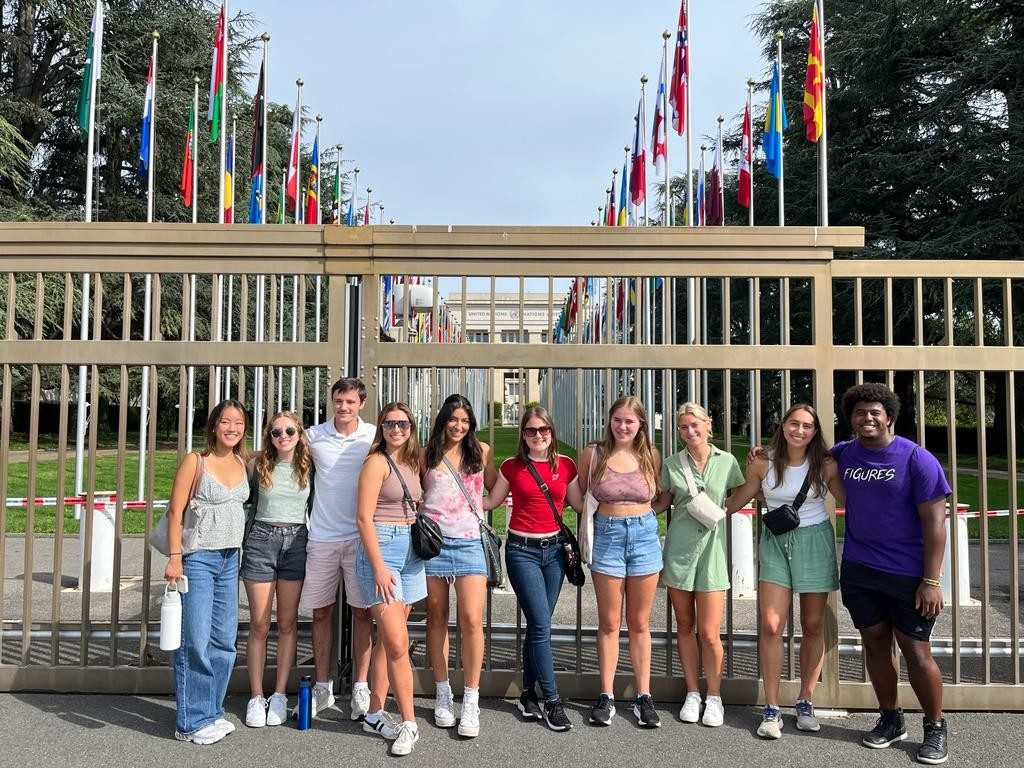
676, 401, 713, 442
256, 411, 312, 489
592, 395, 658, 492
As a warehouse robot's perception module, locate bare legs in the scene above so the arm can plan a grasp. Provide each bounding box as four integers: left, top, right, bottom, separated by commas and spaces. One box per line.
669, 588, 725, 696
425, 575, 486, 687
758, 583, 829, 704
244, 578, 303, 697
592, 571, 659, 693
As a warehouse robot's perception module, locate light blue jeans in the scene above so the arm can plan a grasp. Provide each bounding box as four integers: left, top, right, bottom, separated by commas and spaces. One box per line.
173, 548, 239, 735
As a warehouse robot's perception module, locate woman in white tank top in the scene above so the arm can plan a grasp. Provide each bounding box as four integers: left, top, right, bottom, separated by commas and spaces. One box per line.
726, 404, 844, 741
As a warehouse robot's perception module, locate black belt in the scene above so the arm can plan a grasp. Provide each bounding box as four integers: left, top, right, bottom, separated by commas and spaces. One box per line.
506, 532, 565, 549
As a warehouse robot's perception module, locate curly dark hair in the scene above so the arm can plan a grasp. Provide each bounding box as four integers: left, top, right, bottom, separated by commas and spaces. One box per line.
841, 382, 900, 425
424, 394, 483, 474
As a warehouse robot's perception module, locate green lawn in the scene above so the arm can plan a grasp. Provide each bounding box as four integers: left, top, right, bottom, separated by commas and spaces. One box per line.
4, 428, 1023, 539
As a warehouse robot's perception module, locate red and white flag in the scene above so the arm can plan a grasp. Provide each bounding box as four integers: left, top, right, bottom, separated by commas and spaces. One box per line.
630, 97, 647, 206
668, 0, 688, 136
651, 50, 667, 180
738, 102, 753, 208
285, 97, 300, 209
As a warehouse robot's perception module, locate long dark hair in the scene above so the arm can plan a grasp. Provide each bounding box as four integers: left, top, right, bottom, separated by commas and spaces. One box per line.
368, 402, 422, 470
425, 394, 483, 474
516, 405, 559, 471
768, 403, 829, 498
204, 399, 249, 459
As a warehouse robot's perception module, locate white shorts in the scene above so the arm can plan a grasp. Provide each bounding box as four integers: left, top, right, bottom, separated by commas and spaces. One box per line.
299, 538, 368, 610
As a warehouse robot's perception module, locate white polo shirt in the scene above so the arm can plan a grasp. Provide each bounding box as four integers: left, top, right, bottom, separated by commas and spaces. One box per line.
306, 417, 375, 542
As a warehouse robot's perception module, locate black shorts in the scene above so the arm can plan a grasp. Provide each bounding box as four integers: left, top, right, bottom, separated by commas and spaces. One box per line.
840, 560, 936, 642
240, 521, 308, 582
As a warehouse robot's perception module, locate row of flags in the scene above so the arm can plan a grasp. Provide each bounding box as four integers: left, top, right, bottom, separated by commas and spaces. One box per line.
596, 0, 827, 228
79, 1, 380, 227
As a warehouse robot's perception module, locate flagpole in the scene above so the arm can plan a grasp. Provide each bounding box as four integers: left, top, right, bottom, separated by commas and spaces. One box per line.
259, 32, 270, 223
187, 75, 198, 451
661, 30, 671, 226
639, 74, 648, 226
776, 30, 785, 226
217, 0, 229, 224
138, 29, 159, 499
254, 34, 268, 441
817, 0, 829, 226
684, 0, 692, 229
747, 78, 755, 227
716, 115, 725, 226
366, 186, 373, 225
294, 78, 303, 224
191, 76, 199, 225
229, 114, 236, 224
314, 115, 322, 224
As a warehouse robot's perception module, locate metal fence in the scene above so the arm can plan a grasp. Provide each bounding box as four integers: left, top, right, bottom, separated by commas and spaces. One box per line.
0, 222, 1020, 710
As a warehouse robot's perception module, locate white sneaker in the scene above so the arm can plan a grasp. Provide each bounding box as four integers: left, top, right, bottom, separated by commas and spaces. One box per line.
350, 686, 371, 721
214, 718, 235, 735
458, 698, 480, 738
311, 682, 335, 719
434, 689, 456, 728
757, 705, 783, 739
679, 691, 702, 723
174, 723, 226, 745
702, 695, 725, 727
391, 721, 420, 756
363, 710, 399, 740
245, 696, 267, 728
265, 693, 288, 726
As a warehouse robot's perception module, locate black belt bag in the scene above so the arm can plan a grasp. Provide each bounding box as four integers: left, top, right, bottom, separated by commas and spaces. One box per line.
762, 472, 812, 536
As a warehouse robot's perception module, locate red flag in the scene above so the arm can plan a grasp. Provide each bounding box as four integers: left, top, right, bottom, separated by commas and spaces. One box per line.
363, 202, 370, 225
668, 1, 688, 136
738, 103, 753, 208
207, 3, 226, 142
180, 104, 194, 207
630, 98, 646, 205
652, 50, 667, 180
707, 137, 723, 226
803, 1, 824, 142
285, 98, 300, 210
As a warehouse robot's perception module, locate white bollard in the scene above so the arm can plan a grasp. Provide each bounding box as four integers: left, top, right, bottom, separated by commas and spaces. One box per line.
78, 494, 116, 592
730, 511, 756, 598
940, 507, 972, 606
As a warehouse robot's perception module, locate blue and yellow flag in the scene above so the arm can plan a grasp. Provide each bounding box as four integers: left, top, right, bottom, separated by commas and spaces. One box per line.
763, 60, 788, 179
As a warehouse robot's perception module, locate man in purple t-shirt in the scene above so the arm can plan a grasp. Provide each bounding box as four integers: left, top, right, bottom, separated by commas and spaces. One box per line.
833, 383, 951, 765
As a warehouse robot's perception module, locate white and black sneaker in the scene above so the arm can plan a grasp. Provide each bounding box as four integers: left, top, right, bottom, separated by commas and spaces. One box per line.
633, 694, 661, 728
517, 690, 543, 720
589, 694, 615, 726
543, 698, 572, 731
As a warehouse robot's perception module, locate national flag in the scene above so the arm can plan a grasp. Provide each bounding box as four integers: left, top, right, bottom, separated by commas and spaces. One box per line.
652, 51, 667, 180
738, 102, 753, 208
330, 157, 341, 223
223, 133, 234, 222
803, 1, 824, 142
764, 60, 788, 179
207, 3, 226, 142
695, 152, 706, 226
137, 53, 155, 182
668, 0, 688, 136
248, 61, 266, 223
618, 161, 628, 226
606, 180, 616, 226
345, 194, 354, 226
276, 172, 285, 224
285, 99, 301, 210
363, 200, 370, 225
180, 103, 195, 207
630, 97, 647, 206
304, 135, 319, 224
77, 0, 104, 135
707, 135, 723, 225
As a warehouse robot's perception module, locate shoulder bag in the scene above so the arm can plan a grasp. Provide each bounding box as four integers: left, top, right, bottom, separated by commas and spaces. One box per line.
383, 453, 441, 560
442, 456, 503, 587
678, 454, 726, 529
525, 460, 586, 587
577, 450, 599, 565
150, 452, 205, 556
762, 469, 812, 536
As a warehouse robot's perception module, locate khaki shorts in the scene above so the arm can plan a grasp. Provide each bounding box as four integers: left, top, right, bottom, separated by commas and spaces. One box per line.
299, 538, 368, 610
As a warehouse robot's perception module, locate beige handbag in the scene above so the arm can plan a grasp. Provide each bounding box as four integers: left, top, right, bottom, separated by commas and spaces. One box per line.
678, 455, 725, 528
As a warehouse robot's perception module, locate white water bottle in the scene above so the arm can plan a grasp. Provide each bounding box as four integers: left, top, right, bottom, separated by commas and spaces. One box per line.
160, 579, 185, 651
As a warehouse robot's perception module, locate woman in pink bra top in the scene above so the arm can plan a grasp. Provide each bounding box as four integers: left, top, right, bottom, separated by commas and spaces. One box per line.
573, 395, 664, 729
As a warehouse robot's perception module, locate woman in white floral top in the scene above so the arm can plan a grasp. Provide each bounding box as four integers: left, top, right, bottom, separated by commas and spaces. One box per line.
420, 394, 498, 739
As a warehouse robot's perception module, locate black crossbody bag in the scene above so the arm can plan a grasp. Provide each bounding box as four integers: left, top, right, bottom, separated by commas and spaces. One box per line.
383, 453, 441, 560
524, 461, 586, 587
762, 471, 812, 536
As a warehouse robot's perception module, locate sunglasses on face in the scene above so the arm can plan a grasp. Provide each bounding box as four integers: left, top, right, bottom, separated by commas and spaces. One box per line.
271, 426, 297, 439
382, 420, 411, 431
523, 426, 552, 437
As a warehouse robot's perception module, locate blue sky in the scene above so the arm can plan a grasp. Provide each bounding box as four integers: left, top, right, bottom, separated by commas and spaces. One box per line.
241, 0, 768, 226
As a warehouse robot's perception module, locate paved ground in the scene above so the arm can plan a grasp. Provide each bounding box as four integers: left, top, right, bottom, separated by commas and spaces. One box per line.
0, 692, 1014, 768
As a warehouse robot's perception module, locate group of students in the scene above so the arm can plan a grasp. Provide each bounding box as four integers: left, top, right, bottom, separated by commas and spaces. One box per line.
162, 378, 951, 764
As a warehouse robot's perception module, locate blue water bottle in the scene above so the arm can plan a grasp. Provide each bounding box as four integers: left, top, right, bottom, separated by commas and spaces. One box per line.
296, 675, 312, 730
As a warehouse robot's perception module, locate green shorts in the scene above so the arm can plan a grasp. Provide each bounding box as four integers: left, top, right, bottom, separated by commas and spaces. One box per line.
758, 519, 839, 594
662, 512, 729, 592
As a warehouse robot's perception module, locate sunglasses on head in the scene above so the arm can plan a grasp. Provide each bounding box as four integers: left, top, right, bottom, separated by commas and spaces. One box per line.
382, 420, 411, 431
271, 426, 297, 438
523, 425, 552, 437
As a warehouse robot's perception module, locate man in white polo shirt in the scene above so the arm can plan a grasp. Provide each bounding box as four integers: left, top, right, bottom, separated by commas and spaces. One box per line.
301, 377, 381, 721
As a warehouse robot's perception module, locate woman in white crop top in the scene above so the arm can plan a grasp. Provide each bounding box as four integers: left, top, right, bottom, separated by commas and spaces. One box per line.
726, 403, 844, 740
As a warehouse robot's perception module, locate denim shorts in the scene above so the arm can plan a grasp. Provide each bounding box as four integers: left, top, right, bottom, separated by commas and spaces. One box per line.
239, 521, 307, 582
590, 511, 663, 578
355, 524, 427, 607
424, 535, 488, 578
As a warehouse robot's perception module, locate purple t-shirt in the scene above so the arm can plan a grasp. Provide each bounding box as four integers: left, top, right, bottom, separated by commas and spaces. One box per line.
833, 436, 951, 578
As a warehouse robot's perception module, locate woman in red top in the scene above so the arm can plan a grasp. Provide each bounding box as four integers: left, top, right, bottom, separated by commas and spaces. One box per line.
484, 406, 577, 732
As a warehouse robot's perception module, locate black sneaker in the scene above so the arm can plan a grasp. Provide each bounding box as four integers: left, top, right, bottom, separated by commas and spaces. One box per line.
917, 718, 948, 765
589, 694, 615, 726
517, 690, 543, 721
632, 694, 661, 728
862, 708, 907, 748
543, 698, 572, 731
